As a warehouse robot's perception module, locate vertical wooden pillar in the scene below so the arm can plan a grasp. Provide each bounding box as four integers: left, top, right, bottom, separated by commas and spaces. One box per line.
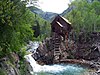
65, 32, 68, 49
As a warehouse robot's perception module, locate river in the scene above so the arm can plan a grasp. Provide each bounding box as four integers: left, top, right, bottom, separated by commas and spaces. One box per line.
25, 41, 89, 75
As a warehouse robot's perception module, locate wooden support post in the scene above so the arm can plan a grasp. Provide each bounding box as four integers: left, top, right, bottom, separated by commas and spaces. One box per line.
65, 32, 68, 49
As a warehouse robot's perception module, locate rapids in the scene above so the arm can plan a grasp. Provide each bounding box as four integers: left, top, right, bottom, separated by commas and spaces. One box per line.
25, 41, 88, 75
25, 54, 86, 75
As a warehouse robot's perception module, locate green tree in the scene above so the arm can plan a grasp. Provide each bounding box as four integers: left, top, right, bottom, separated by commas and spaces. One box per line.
65, 0, 100, 35
0, 0, 34, 58
28, 7, 51, 41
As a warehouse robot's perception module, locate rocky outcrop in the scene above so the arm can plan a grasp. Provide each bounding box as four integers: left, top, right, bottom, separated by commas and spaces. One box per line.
32, 39, 54, 64
0, 54, 19, 75
0, 52, 31, 75
31, 32, 100, 72
74, 32, 100, 60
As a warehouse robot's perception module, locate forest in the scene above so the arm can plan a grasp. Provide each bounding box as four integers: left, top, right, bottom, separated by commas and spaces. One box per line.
66, 0, 100, 34
0, 0, 100, 75
0, 0, 51, 74
0, 0, 51, 58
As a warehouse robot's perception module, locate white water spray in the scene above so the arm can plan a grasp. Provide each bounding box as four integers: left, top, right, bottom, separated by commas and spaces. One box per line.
25, 54, 85, 75
25, 54, 67, 73
25, 41, 86, 75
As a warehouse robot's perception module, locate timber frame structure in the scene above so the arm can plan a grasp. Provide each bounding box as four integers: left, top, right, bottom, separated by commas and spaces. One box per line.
50, 15, 72, 62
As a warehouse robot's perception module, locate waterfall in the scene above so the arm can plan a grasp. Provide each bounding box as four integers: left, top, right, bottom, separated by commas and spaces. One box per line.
25, 54, 86, 75
25, 54, 66, 72
25, 41, 86, 75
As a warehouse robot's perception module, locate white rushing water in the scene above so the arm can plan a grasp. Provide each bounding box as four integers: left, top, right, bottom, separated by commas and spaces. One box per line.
25, 54, 66, 72
25, 41, 86, 75
27, 41, 39, 53
25, 54, 86, 75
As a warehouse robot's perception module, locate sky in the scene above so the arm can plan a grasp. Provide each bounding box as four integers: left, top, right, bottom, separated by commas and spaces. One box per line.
26, 0, 73, 14
37, 0, 72, 14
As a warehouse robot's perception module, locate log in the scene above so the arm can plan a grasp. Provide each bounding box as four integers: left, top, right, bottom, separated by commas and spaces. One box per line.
59, 59, 100, 70
60, 59, 92, 65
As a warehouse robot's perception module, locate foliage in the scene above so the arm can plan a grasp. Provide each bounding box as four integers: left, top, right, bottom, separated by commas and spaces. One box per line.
0, 69, 5, 75
0, 0, 34, 58
19, 60, 28, 75
65, 0, 100, 35
0, 68, 7, 75
28, 6, 51, 40
0, 0, 51, 58
0, 0, 51, 75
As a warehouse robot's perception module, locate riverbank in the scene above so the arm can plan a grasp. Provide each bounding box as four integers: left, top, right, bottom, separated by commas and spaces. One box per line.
29, 32, 100, 75
25, 53, 98, 75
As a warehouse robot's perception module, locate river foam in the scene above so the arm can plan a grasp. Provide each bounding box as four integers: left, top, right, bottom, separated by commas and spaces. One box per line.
25, 54, 86, 75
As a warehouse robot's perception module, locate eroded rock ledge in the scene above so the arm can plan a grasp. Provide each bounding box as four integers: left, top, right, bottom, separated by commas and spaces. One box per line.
0, 52, 31, 75
31, 32, 100, 75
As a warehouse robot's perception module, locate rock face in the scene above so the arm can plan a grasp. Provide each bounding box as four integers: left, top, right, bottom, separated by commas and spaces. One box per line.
32, 32, 100, 71
74, 32, 100, 60
0, 57, 19, 75
0, 60, 18, 75
32, 38, 54, 64
32, 32, 73, 64
0, 52, 31, 75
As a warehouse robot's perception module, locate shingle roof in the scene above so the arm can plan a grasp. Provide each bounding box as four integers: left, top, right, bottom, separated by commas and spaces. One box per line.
60, 16, 71, 25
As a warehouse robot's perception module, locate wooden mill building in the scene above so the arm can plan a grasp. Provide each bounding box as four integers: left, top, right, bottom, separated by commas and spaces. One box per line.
51, 15, 72, 40
50, 15, 72, 62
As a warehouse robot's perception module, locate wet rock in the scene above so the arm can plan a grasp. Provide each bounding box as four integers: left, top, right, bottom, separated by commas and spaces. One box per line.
0, 57, 19, 75
85, 47, 100, 61
31, 32, 100, 73
97, 69, 100, 74
0, 53, 31, 75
